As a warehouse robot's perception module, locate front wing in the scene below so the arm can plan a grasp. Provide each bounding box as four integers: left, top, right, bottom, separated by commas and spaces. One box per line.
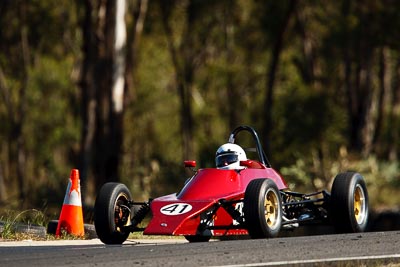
143, 193, 248, 236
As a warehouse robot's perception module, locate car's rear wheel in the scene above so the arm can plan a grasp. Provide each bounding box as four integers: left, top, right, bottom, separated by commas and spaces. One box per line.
330, 172, 369, 233
94, 182, 132, 244
244, 179, 282, 238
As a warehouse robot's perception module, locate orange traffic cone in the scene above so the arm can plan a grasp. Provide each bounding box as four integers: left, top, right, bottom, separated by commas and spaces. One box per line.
56, 169, 84, 237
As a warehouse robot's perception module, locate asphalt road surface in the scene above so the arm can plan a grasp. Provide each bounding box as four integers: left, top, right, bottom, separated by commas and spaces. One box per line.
0, 231, 399, 266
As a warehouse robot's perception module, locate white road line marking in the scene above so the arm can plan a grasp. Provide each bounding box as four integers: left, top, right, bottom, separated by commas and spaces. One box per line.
209, 254, 400, 267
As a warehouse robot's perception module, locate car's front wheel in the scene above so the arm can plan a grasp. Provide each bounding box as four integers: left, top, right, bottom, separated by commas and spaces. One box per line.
94, 182, 133, 244
330, 172, 369, 233
244, 179, 282, 238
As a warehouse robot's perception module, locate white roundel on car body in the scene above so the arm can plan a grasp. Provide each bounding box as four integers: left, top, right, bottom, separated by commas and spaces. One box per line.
160, 203, 193, 215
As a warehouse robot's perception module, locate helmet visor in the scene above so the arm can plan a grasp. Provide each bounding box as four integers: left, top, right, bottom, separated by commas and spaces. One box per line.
216, 153, 238, 168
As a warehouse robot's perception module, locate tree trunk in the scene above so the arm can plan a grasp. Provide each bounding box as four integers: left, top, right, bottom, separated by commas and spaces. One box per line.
78, 0, 128, 196
344, 4, 376, 155
125, 0, 148, 103
16, 2, 29, 208
78, 0, 98, 200
360, 50, 374, 156
263, 0, 297, 157
372, 47, 389, 153
0, 68, 10, 204
224, 5, 240, 130
106, 0, 127, 185
159, 0, 195, 160
349, 51, 374, 155
0, 163, 6, 203
93, 0, 126, 187
388, 55, 400, 161
295, 4, 318, 89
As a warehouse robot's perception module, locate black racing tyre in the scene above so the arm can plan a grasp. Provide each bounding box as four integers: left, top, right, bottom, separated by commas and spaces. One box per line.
84, 223, 98, 239
184, 235, 211, 243
244, 179, 282, 238
0, 221, 46, 238
14, 223, 47, 238
47, 220, 58, 235
330, 172, 369, 233
94, 182, 132, 244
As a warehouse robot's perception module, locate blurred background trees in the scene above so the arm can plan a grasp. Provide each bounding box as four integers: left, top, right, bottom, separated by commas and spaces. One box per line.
0, 0, 399, 212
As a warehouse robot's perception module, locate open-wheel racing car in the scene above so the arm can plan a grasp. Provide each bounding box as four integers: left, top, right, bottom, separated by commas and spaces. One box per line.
94, 125, 369, 244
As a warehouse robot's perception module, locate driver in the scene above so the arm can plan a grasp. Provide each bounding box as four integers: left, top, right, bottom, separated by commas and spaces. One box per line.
215, 143, 247, 170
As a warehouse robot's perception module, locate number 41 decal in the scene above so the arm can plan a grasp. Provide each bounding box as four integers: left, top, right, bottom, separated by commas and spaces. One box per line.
160, 203, 193, 215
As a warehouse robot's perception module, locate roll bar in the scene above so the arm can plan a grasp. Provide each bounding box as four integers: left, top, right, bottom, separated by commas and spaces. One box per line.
228, 125, 271, 168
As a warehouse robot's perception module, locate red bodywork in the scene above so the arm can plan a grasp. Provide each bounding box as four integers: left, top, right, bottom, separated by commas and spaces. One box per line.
143, 160, 288, 237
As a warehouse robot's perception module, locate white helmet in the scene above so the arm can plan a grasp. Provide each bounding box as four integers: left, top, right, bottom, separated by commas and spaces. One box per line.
215, 143, 247, 170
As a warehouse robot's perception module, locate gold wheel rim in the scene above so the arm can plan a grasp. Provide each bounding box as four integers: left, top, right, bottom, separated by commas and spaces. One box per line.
114, 193, 129, 232
354, 184, 366, 224
264, 189, 279, 229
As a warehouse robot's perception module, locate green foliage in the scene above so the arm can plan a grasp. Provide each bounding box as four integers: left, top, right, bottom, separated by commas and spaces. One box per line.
281, 150, 400, 209
0, 209, 90, 240
345, 157, 400, 208
0, 1, 399, 211
0, 209, 46, 239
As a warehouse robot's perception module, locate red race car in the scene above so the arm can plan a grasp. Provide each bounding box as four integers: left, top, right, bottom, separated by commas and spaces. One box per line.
94, 125, 369, 244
